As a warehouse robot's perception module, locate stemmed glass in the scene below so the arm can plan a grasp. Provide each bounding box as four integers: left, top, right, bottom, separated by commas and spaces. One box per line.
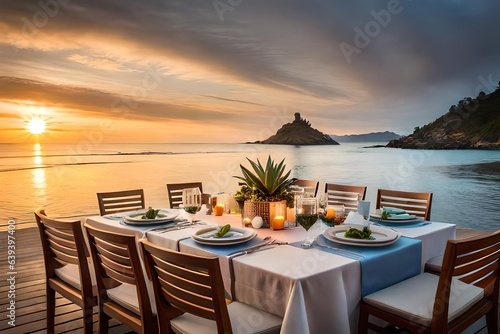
295, 197, 319, 247
181, 187, 202, 222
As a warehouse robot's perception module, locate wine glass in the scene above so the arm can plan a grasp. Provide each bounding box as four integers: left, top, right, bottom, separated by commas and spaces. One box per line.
295, 197, 319, 247
181, 187, 202, 222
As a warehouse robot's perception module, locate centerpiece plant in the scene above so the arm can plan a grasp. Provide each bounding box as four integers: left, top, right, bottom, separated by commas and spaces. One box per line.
233, 155, 296, 208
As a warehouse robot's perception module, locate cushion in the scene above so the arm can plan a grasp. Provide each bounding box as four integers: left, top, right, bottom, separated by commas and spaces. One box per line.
170, 301, 282, 334
107, 282, 157, 316
425, 254, 444, 273
363, 273, 484, 327
54, 261, 97, 294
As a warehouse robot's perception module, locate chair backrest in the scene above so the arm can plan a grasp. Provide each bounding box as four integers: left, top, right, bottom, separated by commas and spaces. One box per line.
292, 179, 319, 196
431, 230, 500, 332
140, 238, 232, 333
34, 209, 94, 307
96, 189, 145, 215
376, 188, 432, 220
324, 183, 367, 212
84, 224, 155, 333
166, 182, 203, 208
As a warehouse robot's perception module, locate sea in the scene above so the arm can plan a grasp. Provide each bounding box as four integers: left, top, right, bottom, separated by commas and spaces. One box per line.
1, 142, 500, 232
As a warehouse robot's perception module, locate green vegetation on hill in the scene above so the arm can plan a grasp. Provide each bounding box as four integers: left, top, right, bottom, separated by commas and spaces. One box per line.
388, 86, 500, 149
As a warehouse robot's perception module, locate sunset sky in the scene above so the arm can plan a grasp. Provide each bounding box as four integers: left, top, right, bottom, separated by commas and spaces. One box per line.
1, 0, 499, 143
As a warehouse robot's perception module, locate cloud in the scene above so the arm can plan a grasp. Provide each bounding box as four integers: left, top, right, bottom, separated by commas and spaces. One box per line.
0, 0, 499, 140
0, 76, 239, 122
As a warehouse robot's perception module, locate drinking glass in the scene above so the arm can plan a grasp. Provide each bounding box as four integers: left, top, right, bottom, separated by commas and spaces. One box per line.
181, 187, 202, 222
295, 197, 318, 247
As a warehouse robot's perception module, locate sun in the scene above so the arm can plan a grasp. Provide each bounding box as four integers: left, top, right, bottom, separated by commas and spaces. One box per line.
27, 117, 46, 134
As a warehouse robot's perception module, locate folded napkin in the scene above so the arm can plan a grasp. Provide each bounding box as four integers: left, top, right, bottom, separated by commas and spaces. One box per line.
388, 213, 411, 218
383, 207, 406, 214
344, 211, 370, 226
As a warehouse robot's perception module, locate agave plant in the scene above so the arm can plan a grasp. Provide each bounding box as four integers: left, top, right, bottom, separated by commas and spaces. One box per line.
234, 156, 296, 207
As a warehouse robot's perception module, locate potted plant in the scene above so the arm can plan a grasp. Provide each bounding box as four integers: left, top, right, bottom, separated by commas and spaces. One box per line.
234, 156, 296, 228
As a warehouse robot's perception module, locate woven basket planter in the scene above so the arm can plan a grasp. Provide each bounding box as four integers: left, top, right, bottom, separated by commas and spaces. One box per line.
243, 200, 287, 228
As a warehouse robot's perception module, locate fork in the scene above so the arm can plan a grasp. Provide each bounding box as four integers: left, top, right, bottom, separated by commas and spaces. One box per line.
149, 220, 191, 233
314, 236, 364, 259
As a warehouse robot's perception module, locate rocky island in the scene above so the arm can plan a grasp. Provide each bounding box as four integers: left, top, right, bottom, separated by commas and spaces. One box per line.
255, 113, 339, 145
387, 86, 500, 149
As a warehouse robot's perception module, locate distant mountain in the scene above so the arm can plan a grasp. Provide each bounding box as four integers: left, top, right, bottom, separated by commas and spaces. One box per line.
255, 113, 339, 145
330, 131, 401, 143
387, 87, 500, 149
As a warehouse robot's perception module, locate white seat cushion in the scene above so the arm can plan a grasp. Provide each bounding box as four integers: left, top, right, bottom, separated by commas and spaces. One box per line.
425, 254, 444, 272
54, 261, 97, 294
363, 272, 484, 327
171, 301, 282, 334
107, 282, 157, 315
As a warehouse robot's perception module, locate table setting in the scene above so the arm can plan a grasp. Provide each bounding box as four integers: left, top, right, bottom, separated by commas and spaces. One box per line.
83, 195, 456, 334
369, 207, 431, 228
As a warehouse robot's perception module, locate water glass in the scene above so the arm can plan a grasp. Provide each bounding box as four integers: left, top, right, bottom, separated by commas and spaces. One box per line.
296, 197, 319, 247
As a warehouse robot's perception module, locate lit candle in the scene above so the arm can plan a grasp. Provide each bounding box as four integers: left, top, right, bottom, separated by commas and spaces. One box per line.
214, 204, 225, 216
272, 215, 285, 230
326, 208, 336, 219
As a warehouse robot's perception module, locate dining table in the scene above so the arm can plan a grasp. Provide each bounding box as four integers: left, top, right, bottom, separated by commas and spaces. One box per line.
84, 207, 456, 334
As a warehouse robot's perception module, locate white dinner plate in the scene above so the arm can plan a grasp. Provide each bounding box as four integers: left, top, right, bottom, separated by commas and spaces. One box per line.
123, 209, 179, 224
324, 224, 401, 247
192, 226, 256, 245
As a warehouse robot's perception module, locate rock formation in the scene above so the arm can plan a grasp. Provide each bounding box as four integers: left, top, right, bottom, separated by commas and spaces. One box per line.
258, 113, 339, 145
387, 87, 500, 149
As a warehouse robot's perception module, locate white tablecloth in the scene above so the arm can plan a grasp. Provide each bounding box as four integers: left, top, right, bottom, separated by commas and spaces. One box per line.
84, 210, 456, 334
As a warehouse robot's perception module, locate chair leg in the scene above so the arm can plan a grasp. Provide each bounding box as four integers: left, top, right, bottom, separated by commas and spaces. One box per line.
82, 298, 95, 334
98, 309, 110, 334
485, 306, 498, 334
46, 286, 55, 334
358, 302, 369, 334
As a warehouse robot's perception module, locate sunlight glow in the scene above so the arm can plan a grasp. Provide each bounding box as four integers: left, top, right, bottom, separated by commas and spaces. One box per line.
27, 117, 46, 134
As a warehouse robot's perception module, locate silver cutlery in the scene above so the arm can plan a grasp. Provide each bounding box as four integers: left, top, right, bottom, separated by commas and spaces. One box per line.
227, 236, 274, 256
314, 237, 364, 259
149, 220, 191, 233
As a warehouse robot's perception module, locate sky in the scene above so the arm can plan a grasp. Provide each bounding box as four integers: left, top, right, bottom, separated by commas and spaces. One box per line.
1, 0, 499, 143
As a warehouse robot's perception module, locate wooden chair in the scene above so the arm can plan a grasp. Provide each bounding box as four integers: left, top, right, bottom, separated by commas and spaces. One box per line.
166, 182, 203, 208
139, 239, 282, 334
359, 230, 500, 334
84, 224, 157, 334
376, 188, 433, 221
292, 179, 319, 196
96, 189, 145, 215
324, 183, 367, 212
34, 208, 97, 334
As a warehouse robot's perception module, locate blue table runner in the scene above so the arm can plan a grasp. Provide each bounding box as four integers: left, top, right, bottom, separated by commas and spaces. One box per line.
306, 234, 422, 296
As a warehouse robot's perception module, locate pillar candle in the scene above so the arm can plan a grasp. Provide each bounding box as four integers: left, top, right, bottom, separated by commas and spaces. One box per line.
326, 208, 336, 218
214, 204, 225, 216
272, 216, 285, 230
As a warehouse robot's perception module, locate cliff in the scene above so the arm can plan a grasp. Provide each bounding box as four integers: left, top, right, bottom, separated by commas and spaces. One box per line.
387, 87, 500, 149
259, 113, 339, 145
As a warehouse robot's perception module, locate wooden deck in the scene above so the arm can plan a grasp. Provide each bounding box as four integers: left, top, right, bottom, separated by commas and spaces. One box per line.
0, 225, 492, 333
0, 225, 133, 334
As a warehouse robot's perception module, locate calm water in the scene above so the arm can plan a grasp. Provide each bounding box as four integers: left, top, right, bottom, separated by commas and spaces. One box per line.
1, 142, 499, 231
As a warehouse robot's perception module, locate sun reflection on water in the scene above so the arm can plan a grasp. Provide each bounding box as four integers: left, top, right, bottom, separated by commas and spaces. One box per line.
32, 143, 46, 192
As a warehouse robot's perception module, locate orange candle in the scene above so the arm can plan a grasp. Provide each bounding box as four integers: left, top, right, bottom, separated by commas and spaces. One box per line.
214, 204, 225, 216
272, 215, 285, 230
326, 208, 336, 219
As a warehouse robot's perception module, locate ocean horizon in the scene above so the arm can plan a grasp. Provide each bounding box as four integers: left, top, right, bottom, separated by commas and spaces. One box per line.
2, 142, 499, 232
